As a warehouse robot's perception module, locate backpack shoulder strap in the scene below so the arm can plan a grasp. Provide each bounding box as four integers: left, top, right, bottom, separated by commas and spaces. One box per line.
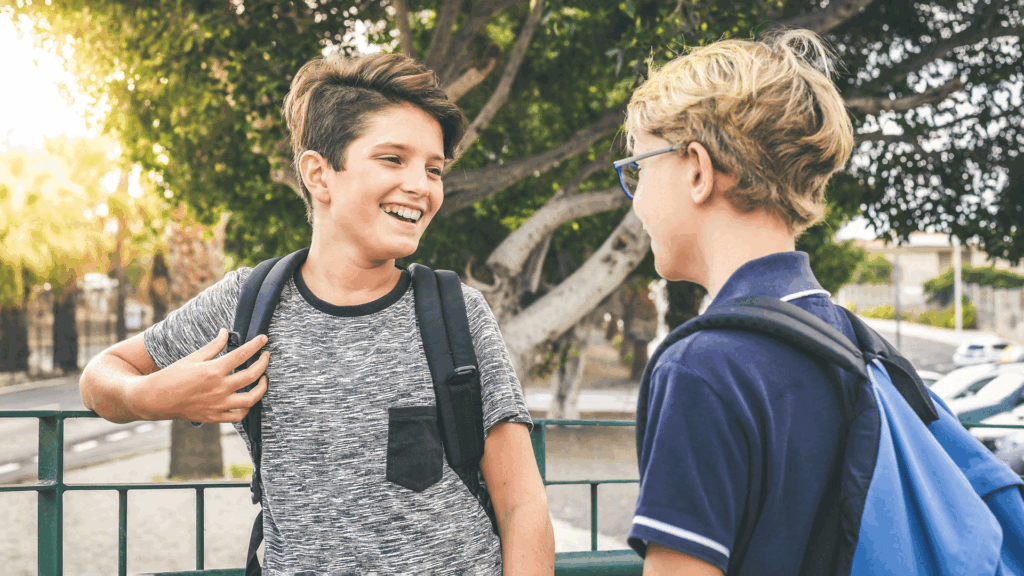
679, 296, 869, 379
231, 248, 308, 576
409, 263, 496, 532
840, 308, 939, 424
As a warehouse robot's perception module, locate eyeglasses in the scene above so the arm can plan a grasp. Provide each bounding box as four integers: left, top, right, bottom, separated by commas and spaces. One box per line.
612, 146, 680, 199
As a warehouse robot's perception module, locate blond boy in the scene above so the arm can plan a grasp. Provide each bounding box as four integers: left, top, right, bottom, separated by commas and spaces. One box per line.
615, 31, 855, 575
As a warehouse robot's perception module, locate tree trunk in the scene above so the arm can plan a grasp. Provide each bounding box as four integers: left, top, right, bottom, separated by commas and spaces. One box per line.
169, 420, 224, 479
52, 288, 80, 373
629, 338, 648, 381
114, 228, 127, 342
0, 306, 30, 373
167, 207, 230, 479
665, 281, 707, 331
150, 251, 169, 323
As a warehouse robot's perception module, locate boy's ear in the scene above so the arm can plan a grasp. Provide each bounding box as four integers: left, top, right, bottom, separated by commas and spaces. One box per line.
688, 141, 716, 206
299, 151, 331, 204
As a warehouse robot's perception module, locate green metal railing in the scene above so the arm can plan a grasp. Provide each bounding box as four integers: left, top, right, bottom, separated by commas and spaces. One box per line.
0, 410, 640, 576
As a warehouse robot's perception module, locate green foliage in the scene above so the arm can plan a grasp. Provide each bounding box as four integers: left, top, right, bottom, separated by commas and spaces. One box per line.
228, 462, 253, 479
797, 195, 868, 294
860, 304, 899, 320
860, 298, 976, 329
853, 255, 893, 285
924, 266, 1024, 306
916, 297, 977, 329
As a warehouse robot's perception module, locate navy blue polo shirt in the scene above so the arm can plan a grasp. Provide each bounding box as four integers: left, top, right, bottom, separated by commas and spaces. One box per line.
629, 251, 858, 575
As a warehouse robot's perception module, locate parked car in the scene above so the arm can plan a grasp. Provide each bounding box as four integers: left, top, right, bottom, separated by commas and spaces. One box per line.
952, 336, 1013, 367
916, 370, 943, 387
969, 405, 1024, 474
1000, 344, 1024, 364
930, 363, 1002, 401
946, 367, 1024, 425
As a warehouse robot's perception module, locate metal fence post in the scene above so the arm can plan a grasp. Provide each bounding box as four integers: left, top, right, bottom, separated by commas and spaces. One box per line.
531, 422, 546, 480
38, 414, 64, 576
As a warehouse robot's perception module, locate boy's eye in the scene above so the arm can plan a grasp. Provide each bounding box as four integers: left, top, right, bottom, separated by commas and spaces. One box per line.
427, 167, 442, 176
381, 156, 402, 164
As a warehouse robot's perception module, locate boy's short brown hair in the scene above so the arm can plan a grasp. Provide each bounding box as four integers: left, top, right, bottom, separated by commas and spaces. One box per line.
625, 29, 854, 235
282, 53, 467, 223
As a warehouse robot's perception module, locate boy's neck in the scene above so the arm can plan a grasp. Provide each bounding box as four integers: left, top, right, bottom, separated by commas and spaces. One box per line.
700, 210, 796, 299
301, 233, 404, 308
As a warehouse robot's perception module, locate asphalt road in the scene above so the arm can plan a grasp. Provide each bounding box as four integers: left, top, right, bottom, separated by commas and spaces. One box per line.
0, 332, 962, 546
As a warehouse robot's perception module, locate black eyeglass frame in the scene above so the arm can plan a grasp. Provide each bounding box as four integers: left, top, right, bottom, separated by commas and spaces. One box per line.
612, 145, 681, 199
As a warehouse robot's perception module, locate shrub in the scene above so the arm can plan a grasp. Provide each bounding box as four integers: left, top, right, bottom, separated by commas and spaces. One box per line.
861, 304, 896, 319
924, 266, 1024, 306
915, 297, 977, 329
853, 255, 893, 285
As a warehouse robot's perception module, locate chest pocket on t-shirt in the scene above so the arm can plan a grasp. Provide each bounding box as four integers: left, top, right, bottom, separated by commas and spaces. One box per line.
386, 406, 444, 492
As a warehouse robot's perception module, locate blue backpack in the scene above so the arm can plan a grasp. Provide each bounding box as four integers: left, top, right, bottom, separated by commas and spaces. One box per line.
637, 296, 1024, 575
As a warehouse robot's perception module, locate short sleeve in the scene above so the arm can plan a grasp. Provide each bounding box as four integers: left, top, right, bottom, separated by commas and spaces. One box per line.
143, 269, 247, 369
462, 286, 532, 435
628, 362, 753, 572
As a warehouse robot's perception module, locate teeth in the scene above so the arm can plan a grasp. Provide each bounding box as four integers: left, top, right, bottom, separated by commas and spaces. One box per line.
381, 204, 422, 222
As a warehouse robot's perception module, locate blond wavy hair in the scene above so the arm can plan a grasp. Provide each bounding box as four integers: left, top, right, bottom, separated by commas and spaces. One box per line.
625, 29, 854, 235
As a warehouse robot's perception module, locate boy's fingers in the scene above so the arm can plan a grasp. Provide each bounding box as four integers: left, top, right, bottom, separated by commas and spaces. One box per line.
229, 351, 270, 387
237, 375, 269, 407
217, 334, 269, 371
189, 328, 229, 361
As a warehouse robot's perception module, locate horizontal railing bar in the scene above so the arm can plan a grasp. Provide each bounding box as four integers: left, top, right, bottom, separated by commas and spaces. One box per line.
0, 410, 98, 418
0, 484, 55, 492
63, 482, 251, 491
544, 479, 638, 486
964, 423, 1024, 429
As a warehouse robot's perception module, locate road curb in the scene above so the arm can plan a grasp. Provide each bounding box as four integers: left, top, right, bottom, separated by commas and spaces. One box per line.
0, 373, 80, 398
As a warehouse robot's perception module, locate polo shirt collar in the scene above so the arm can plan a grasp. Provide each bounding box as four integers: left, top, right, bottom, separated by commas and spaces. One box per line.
709, 251, 828, 308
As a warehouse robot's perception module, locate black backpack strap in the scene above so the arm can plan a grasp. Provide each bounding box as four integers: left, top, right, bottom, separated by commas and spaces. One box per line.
409, 264, 497, 533
840, 308, 939, 424
230, 248, 308, 576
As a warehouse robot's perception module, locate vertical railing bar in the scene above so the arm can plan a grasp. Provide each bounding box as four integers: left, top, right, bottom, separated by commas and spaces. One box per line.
590, 483, 598, 552
196, 487, 205, 570
118, 489, 128, 576
38, 414, 64, 576
531, 423, 546, 481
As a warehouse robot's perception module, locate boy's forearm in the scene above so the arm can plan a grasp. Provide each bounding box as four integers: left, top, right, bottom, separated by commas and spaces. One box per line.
500, 499, 555, 576
80, 354, 150, 424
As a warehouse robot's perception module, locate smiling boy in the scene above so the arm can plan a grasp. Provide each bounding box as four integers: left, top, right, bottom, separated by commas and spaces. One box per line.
80, 53, 554, 575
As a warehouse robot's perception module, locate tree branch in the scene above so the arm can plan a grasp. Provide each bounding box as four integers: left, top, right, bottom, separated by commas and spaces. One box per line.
775, 0, 877, 34
500, 210, 650, 376
891, 23, 1024, 85
391, 0, 416, 59
845, 77, 963, 115
854, 132, 924, 152
457, 0, 546, 154
551, 147, 618, 201
486, 187, 629, 278
439, 106, 624, 216
441, 46, 499, 102
437, 0, 526, 84
424, 0, 463, 71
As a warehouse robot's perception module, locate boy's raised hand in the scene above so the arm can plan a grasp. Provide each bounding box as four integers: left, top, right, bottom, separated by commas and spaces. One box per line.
129, 328, 270, 423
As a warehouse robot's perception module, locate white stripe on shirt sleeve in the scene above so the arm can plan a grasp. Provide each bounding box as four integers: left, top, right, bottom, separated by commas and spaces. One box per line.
780, 289, 831, 302
632, 516, 731, 558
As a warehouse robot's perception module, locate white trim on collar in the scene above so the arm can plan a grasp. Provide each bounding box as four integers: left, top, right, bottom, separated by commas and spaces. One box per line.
780, 289, 831, 302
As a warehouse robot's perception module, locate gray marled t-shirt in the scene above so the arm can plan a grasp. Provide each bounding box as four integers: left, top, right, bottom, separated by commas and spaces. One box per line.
143, 265, 531, 575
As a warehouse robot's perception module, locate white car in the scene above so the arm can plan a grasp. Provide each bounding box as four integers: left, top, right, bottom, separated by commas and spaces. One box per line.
952, 336, 1013, 368
970, 405, 1024, 474
930, 364, 1002, 401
